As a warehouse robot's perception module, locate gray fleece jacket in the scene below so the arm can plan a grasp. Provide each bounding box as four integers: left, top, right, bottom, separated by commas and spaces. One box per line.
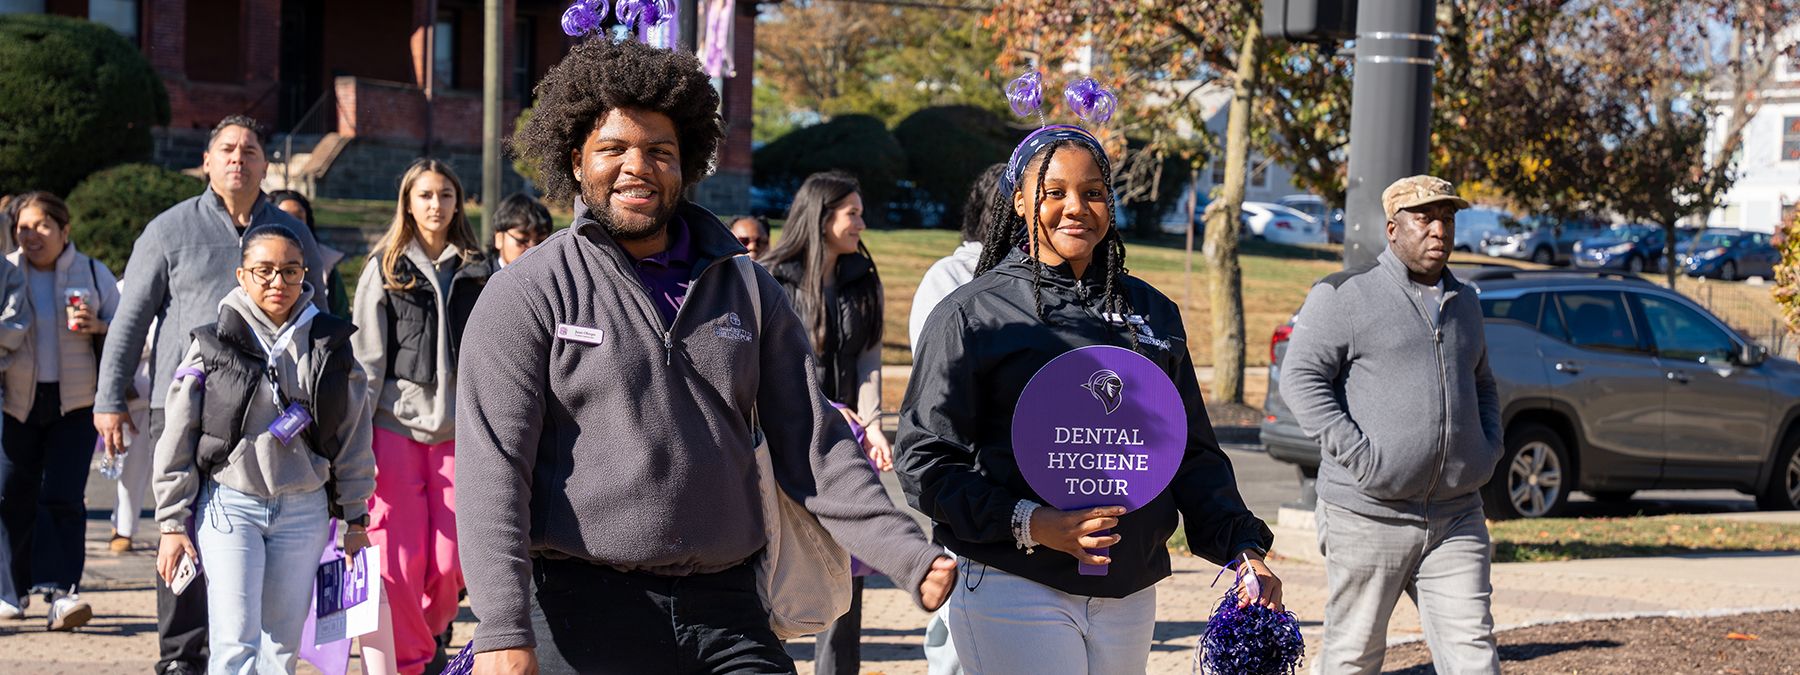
1279, 249, 1503, 521
455, 203, 941, 653
96, 188, 328, 413
152, 286, 376, 525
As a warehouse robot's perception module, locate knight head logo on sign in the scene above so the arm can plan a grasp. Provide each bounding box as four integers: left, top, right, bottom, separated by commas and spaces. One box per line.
1082, 370, 1124, 414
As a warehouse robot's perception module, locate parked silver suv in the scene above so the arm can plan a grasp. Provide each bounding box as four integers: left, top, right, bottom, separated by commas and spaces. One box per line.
1261, 268, 1800, 519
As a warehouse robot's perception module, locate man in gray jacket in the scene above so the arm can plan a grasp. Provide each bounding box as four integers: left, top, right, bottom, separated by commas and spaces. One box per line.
1280, 176, 1502, 675
92, 115, 327, 675
458, 38, 953, 675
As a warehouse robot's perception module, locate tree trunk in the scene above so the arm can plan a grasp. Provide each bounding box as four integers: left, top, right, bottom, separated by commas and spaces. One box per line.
1204, 22, 1261, 405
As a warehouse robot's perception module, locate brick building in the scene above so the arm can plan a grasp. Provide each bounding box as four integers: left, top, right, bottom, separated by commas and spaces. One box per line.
9, 0, 757, 214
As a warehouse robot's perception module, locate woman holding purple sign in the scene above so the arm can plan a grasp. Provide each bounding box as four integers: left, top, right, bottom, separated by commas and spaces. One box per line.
151, 224, 376, 675
896, 75, 1283, 675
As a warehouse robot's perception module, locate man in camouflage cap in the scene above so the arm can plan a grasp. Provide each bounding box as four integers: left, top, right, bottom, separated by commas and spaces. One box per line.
1280, 175, 1502, 674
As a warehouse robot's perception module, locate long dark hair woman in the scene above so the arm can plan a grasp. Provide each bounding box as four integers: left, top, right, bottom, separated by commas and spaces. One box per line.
755, 170, 888, 675
895, 126, 1284, 674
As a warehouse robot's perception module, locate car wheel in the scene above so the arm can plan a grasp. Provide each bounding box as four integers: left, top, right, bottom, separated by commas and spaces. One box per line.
1720, 261, 1737, 281
1588, 490, 1634, 503
1755, 436, 1800, 511
1482, 422, 1571, 520
1626, 255, 1645, 273
1531, 247, 1555, 266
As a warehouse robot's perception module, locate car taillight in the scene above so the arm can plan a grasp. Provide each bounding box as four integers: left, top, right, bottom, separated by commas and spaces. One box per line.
1270, 324, 1293, 362
1275, 220, 1293, 229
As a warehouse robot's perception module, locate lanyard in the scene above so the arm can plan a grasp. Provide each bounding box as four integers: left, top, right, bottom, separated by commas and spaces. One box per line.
249, 305, 320, 407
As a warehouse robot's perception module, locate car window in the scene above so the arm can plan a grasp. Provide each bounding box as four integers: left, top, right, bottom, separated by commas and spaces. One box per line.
1481, 293, 1542, 326
1636, 294, 1735, 364
1550, 291, 1641, 352
1695, 232, 1740, 249
1749, 233, 1771, 247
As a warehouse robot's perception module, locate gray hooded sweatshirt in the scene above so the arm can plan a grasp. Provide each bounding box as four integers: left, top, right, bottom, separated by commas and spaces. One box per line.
1279, 249, 1503, 521
96, 188, 328, 414
152, 285, 376, 526
455, 203, 942, 653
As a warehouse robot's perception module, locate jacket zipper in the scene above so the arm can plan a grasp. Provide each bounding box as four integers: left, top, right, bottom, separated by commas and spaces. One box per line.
595, 241, 728, 369
1405, 283, 1454, 513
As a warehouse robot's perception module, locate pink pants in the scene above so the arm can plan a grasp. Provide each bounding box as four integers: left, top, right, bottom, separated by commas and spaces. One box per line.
366, 428, 463, 675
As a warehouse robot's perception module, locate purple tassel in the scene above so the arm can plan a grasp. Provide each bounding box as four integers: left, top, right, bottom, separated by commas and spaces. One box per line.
616, 0, 672, 31
1195, 571, 1305, 675
1006, 70, 1044, 119
1064, 77, 1117, 126
440, 640, 477, 675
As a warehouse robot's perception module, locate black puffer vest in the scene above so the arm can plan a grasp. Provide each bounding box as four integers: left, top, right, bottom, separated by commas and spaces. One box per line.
770, 253, 882, 410
379, 250, 490, 384
190, 308, 360, 518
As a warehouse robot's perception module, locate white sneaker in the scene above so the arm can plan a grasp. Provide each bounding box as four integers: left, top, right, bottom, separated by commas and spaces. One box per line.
0, 598, 23, 620
46, 591, 90, 631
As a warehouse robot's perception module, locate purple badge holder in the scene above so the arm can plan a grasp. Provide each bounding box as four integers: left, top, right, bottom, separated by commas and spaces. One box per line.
1012, 345, 1186, 575
269, 402, 313, 446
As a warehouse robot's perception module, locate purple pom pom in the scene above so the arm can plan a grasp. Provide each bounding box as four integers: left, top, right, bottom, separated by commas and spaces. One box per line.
616, 0, 672, 30
1064, 77, 1117, 126
1006, 71, 1044, 119
561, 2, 601, 36
1195, 578, 1306, 675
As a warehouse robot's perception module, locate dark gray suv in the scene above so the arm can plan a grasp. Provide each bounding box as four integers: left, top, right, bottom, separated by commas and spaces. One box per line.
1261, 268, 1800, 519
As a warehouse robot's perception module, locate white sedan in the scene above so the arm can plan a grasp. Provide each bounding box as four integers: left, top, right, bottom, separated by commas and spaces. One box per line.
1242, 201, 1328, 245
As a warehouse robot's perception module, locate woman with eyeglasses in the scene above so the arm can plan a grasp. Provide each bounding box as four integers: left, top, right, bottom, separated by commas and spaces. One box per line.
487, 192, 553, 269
0, 192, 114, 630
152, 223, 376, 675
351, 159, 491, 675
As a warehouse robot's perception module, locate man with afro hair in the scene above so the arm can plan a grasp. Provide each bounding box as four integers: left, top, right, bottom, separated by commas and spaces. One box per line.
456, 37, 955, 675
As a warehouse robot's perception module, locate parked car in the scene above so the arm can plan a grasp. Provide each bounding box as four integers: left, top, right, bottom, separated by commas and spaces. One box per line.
1278, 195, 1347, 244
1572, 223, 1667, 273
1483, 216, 1603, 265
1455, 207, 1517, 253
1243, 201, 1328, 245
1680, 229, 1778, 281
1261, 267, 1800, 519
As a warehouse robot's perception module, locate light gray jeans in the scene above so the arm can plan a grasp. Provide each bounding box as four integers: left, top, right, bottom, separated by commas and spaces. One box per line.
1315, 501, 1500, 675
196, 482, 332, 675
945, 560, 1156, 675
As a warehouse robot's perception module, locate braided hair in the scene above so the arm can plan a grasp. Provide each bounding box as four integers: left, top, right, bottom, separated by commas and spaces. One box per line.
974, 139, 1135, 345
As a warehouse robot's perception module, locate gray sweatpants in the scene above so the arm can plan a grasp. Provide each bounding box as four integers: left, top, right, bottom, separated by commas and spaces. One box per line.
1314, 501, 1500, 675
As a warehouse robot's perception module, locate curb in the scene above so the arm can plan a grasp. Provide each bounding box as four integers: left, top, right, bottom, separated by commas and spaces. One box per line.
1383, 603, 1800, 648
1215, 426, 1260, 444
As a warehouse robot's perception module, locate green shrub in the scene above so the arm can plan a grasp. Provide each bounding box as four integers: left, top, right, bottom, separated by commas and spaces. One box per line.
0, 14, 170, 196
892, 106, 1026, 227
66, 164, 204, 274
753, 115, 906, 225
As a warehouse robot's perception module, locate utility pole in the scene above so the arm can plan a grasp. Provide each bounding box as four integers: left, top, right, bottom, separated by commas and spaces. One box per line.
1340, 0, 1436, 269
424, 0, 439, 157
680, 0, 699, 50
481, 0, 502, 241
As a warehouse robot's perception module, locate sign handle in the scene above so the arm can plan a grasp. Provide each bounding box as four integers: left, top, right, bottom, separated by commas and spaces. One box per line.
1079, 528, 1111, 576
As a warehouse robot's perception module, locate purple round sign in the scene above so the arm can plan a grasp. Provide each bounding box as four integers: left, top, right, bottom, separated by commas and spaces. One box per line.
1012, 346, 1186, 573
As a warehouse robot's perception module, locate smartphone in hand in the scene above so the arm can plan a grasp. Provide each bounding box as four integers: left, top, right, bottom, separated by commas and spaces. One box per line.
171, 553, 197, 595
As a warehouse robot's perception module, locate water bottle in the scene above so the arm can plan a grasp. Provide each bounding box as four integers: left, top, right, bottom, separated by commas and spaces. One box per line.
100, 451, 127, 480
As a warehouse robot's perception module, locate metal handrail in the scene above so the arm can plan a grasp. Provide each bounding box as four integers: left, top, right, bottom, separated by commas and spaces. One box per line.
281, 91, 337, 187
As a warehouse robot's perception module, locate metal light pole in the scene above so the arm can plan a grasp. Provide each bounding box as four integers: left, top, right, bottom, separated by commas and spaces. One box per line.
481, 0, 502, 242
1341, 0, 1436, 269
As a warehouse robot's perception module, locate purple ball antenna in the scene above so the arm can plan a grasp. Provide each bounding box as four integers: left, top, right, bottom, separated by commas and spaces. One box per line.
1006, 70, 1045, 119
1064, 77, 1117, 126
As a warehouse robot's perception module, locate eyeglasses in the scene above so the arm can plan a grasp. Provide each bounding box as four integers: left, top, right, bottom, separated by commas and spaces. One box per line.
505, 231, 547, 247
242, 265, 307, 285
736, 235, 768, 247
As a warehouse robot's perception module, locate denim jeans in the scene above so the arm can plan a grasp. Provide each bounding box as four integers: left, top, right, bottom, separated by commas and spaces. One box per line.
195, 482, 332, 675
945, 560, 1157, 675
1314, 501, 1500, 675
0, 383, 95, 601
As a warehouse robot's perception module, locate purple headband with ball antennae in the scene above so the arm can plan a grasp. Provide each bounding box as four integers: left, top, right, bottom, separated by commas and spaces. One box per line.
561, 0, 671, 42
999, 125, 1111, 199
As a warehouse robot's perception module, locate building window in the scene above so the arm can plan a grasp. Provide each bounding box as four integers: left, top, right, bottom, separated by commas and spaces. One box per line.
434, 11, 457, 90
1210, 161, 1225, 185
1784, 117, 1800, 162
1250, 159, 1268, 188
186, 0, 241, 83
515, 17, 534, 105
88, 0, 137, 43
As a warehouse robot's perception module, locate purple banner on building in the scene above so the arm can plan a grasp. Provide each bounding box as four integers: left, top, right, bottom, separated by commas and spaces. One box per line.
1012, 345, 1186, 575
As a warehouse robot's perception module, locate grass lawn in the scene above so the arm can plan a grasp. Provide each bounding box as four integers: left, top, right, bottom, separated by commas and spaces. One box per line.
1487, 515, 1800, 562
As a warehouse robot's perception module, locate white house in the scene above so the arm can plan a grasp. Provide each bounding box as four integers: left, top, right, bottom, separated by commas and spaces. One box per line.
1148, 82, 1314, 230
1708, 30, 1800, 233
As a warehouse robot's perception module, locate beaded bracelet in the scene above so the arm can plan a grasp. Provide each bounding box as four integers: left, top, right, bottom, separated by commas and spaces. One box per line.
1012, 499, 1042, 554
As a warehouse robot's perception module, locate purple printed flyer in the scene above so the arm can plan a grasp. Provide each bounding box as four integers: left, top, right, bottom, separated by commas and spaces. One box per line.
1012, 345, 1186, 575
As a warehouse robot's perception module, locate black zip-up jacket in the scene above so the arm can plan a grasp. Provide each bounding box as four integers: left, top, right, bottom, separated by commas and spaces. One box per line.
897, 249, 1273, 598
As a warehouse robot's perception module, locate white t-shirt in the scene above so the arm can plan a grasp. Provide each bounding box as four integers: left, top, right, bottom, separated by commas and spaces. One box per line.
1414, 278, 1446, 325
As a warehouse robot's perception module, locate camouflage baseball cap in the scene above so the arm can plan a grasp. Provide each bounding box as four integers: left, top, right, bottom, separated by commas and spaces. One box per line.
1382, 175, 1471, 220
